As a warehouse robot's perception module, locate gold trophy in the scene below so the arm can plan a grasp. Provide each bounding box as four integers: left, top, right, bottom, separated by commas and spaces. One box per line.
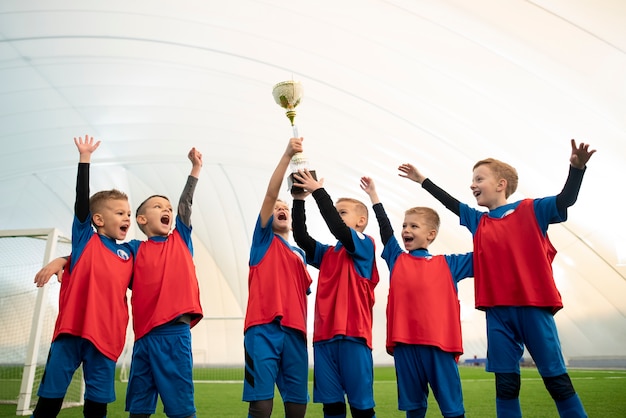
272, 80, 316, 193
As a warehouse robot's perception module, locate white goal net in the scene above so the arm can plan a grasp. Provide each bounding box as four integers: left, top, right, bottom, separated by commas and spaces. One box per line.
0, 229, 83, 415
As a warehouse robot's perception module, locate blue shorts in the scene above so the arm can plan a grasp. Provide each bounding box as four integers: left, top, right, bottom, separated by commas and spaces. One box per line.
243, 322, 309, 404
394, 344, 464, 416
313, 338, 375, 410
486, 306, 567, 376
37, 335, 115, 403
125, 323, 196, 418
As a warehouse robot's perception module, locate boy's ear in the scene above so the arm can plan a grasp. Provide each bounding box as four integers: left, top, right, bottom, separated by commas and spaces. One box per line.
427, 228, 437, 242
92, 213, 104, 227
136, 214, 148, 227
496, 178, 507, 192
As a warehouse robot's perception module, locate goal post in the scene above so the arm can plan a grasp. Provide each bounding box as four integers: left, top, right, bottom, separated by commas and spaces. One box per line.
15, 229, 62, 415
0, 229, 83, 415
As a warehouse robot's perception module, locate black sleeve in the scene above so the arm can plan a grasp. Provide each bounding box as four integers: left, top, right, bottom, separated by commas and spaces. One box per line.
75, 163, 90, 223
373, 202, 394, 245
291, 199, 318, 257
311, 188, 355, 253
421, 178, 461, 217
556, 166, 586, 212
178, 176, 198, 227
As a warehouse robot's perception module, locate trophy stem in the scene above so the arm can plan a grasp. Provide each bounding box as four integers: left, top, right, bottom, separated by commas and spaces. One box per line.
286, 109, 297, 125
291, 124, 299, 138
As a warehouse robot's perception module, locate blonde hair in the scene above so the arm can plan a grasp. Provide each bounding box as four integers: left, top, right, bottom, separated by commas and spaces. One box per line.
404, 207, 440, 244
89, 189, 128, 214
473, 158, 518, 198
337, 197, 369, 227
275, 198, 289, 210
405, 206, 440, 230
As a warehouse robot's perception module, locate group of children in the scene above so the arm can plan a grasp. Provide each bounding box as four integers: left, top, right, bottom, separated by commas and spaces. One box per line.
34, 134, 595, 418
245, 137, 594, 418
33, 136, 203, 418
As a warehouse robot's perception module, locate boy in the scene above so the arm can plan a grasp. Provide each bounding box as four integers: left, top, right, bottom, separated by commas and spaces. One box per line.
360, 176, 472, 418
243, 137, 312, 418
124, 147, 204, 418
36, 147, 204, 417
291, 169, 379, 418
33, 135, 133, 418
398, 139, 595, 418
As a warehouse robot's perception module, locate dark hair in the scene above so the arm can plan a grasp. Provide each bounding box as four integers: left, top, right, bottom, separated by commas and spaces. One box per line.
136, 194, 169, 216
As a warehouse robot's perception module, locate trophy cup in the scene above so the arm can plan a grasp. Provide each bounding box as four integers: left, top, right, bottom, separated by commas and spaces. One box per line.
272, 80, 316, 193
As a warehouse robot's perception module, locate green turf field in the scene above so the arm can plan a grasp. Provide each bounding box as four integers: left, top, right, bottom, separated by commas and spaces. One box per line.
1, 366, 624, 417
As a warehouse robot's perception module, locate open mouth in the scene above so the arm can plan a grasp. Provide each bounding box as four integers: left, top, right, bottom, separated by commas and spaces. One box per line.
161, 215, 170, 225
277, 213, 287, 221
403, 236, 413, 244
121, 225, 129, 232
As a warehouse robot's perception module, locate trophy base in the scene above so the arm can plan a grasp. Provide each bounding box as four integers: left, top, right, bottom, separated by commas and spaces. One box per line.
288, 170, 317, 194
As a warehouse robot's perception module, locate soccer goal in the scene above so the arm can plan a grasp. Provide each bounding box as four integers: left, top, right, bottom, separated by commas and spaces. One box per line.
0, 229, 83, 416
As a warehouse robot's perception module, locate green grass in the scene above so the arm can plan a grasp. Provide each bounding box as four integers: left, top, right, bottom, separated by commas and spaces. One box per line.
1, 367, 625, 417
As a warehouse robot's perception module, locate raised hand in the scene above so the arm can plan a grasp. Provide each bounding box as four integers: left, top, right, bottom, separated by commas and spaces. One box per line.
74, 135, 101, 163
188, 147, 203, 177
398, 163, 426, 184
188, 147, 203, 166
286, 137, 304, 158
360, 176, 380, 204
292, 169, 323, 194
569, 139, 596, 169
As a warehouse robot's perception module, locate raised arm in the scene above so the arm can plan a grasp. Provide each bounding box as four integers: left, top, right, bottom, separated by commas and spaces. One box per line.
291, 199, 318, 257
178, 147, 202, 227
398, 163, 461, 217
74, 135, 101, 222
293, 169, 355, 251
360, 176, 380, 205
260, 137, 303, 227
569, 139, 595, 170
290, 165, 321, 257
556, 139, 596, 211
313, 188, 355, 252
360, 176, 393, 245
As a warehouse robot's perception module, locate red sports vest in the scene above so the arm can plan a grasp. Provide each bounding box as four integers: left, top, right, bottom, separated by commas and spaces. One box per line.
132, 230, 203, 340
386, 254, 462, 355
474, 199, 562, 313
314, 242, 379, 348
245, 236, 312, 335
53, 236, 133, 361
